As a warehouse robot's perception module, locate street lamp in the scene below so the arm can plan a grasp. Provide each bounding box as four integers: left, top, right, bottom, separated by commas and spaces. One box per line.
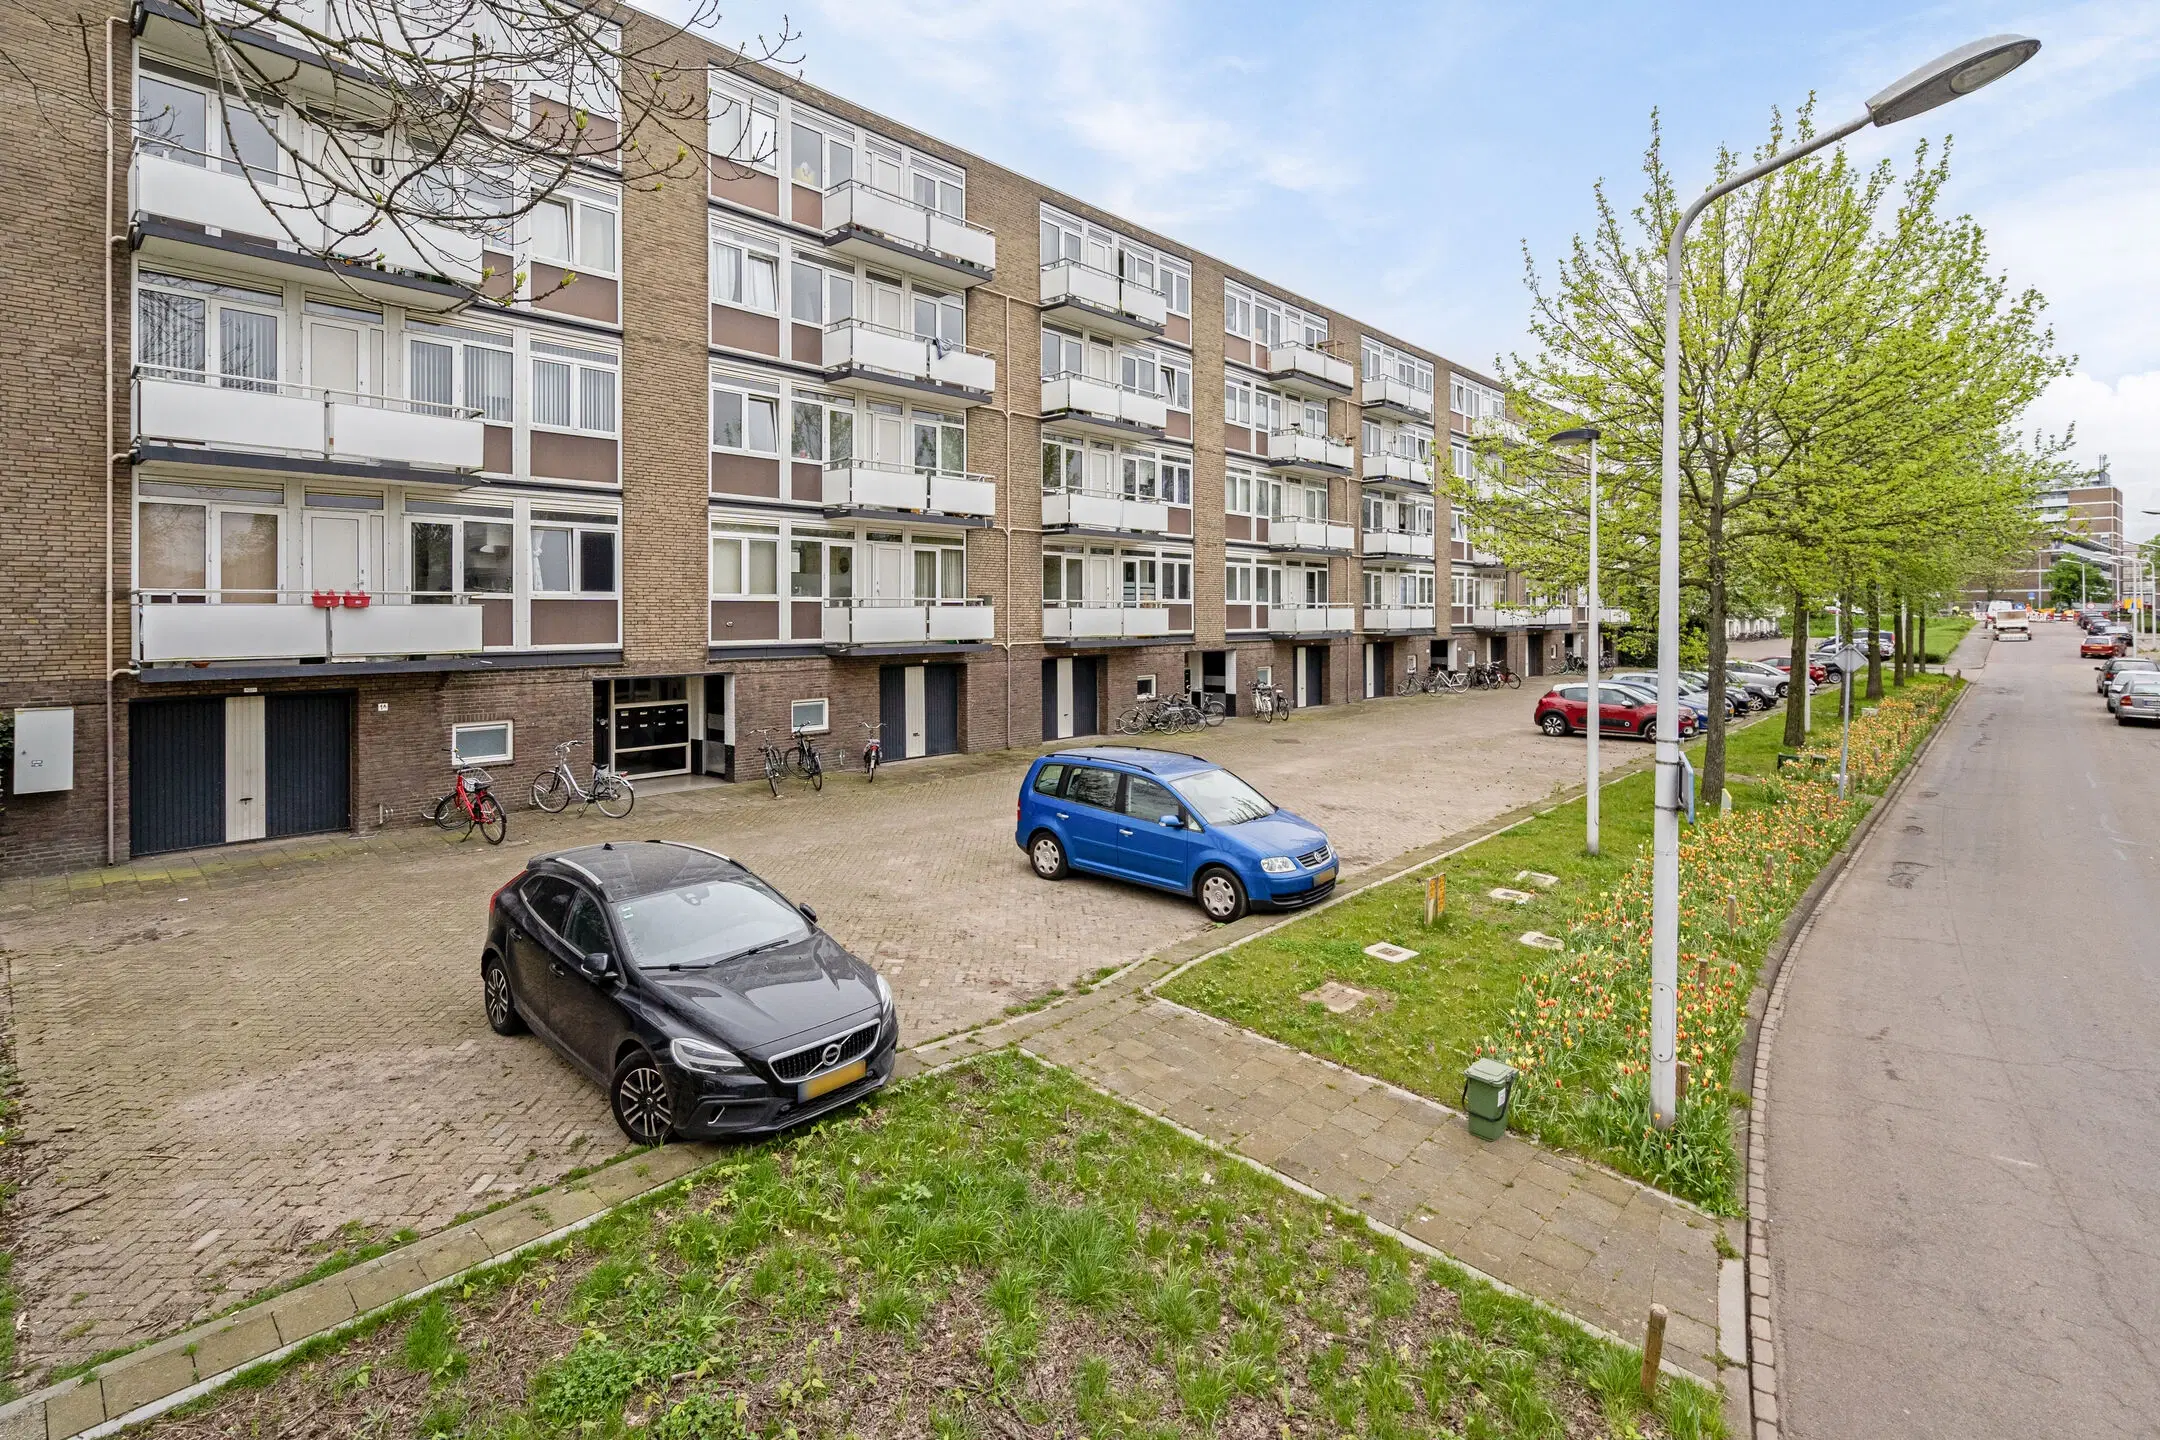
1550, 426, 1602, 855
1646, 33, 2040, 1131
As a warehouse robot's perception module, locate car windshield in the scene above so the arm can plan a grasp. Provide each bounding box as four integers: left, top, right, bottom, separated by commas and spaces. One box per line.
611, 878, 809, 970
1168, 767, 1275, 826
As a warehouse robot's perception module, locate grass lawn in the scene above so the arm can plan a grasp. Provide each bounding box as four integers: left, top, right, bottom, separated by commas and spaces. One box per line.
1159, 679, 1959, 1210
155, 1054, 1724, 1439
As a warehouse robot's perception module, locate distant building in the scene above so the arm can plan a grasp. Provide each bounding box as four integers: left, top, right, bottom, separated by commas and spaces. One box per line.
1966, 470, 2125, 607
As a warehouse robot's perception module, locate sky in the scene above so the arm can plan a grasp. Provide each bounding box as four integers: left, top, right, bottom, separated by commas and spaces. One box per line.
692, 0, 2160, 537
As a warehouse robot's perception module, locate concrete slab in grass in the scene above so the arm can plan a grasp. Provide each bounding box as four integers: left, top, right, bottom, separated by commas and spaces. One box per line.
265, 1281, 359, 1346
186, 1310, 282, 1382
341, 1255, 432, 1316
41, 1382, 103, 1440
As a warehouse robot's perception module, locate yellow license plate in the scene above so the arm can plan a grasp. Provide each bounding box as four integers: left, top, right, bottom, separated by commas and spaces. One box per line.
802, 1059, 866, 1100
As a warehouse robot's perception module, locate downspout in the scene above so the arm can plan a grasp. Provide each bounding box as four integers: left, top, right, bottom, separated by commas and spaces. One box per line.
104, 16, 122, 867
1001, 292, 1012, 749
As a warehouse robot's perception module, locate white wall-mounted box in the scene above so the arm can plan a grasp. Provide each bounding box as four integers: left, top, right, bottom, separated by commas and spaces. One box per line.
12, 707, 75, 794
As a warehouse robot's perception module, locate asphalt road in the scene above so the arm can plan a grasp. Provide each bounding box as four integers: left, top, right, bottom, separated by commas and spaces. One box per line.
1768, 626, 2160, 1437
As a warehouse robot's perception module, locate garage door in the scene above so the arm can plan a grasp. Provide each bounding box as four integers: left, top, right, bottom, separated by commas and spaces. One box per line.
266, 692, 351, 838
881, 663, 964, 759
130, 697, 226, 856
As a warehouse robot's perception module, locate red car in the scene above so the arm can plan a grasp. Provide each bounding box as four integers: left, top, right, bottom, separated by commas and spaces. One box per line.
1535, 682, 1699, 740
2081, 635, 2125, 659
1765, 656, 1828, 685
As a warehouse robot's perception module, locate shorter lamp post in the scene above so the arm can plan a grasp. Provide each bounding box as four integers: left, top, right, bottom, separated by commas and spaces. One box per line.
1550, 425, 1602, 854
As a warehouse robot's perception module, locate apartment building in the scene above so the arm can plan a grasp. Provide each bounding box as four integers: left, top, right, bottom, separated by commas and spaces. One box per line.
0, 0, 1548, 876
1962, 472, 2127, 607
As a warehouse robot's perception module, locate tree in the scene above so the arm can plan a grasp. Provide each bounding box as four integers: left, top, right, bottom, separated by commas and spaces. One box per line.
2047, 557, 2111, 608
1451, 104, 2068, 799
4, 0, 799, 305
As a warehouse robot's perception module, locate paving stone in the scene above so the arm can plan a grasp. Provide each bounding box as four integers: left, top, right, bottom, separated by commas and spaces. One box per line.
186, 1310, 282, 1379
410, 1228, 493, 1283
42, 1382, 104, 1440
341, 1255, 431, 1315
96, 1346, 197, 1420
264, 1282, 358, 1346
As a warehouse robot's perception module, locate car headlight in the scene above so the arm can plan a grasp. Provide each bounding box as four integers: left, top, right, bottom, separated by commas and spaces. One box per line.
875, 972, 894, 1014
1260, 856, 1298, 876
669, 1036, 746, 1074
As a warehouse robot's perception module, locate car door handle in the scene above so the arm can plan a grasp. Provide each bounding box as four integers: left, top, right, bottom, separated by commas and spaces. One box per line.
1118, 828, 1134, 837
1055, 811, 1070, 819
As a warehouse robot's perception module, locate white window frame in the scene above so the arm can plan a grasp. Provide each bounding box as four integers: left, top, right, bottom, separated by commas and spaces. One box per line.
135, 66, 286, 185
407, 321, 513, 422
1224, 281, 1252, 339
711, 377, 781, 456
711, 223, 781, 314
1159, 256, 1192, 317
135, 271, 283, 388
790, 697, 830, 734
529, 514, 620, 598
709, 524, 782, 599
530, 339, 619, 438
450, 721, 514, 766
1160, 457, 1192, 507
711, 78, 777, 171
528, 183, 619, 278
407, 508, 515, 601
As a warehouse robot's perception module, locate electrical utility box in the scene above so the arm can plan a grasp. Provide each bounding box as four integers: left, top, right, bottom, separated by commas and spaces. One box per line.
12, 707, 75, 794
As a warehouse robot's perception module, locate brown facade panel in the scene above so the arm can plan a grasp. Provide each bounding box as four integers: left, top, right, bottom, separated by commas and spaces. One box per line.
790, 460, 822, 502
531, 264, 619, 325
712, 304, 781, 356
480, 250, 517, 302
790, 183, 821, 228
789, 599, 822, 638
1169, 506, 1192, 537
710, 162, 779, 214
711, 601, 781, 642
482, 424, 513, 475
711, 451, 781, 498
791, 322, 823, 364
531, 431, 619, 485
479, 598, 514, 647
1167, 411, 1192, 441
531, 598, 620, 647
1226, 514, 1251, 542
1224, 423, 1251, 454
1165, 315, 1191, 347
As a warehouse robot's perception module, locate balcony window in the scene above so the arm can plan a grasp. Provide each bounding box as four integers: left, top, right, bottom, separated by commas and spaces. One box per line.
409, 508, 514, 601
530, 185, 618, 276
908, 153, 965, 219
1042, 328, 1083, 381
711, 83, 777, 170
913, 541, 966, 600
136, 495, 282, 602
137, 273, 281, 389
1121, 453, 1157, 502
1161, 459, 1192, 506
790, 120, 854, 190
1041, 439, 1081, 492
913, 289, 965, 347
712, 380, 780, 454
711, 527, 781, 598
136, 70, 282, 184
408, 323, 512, 421
712, 228, 779, 312
1159, 257, 1191, 317
532, 341, 618, 437
531, 513, 618, 596
913, 412, 966, 476
791, 394, 853, 465
1158, 357, 1192, 413
1042, 552, 1084, 602
790, 261, 854, 326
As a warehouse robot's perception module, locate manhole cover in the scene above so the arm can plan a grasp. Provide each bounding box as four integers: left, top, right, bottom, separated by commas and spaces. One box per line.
1363, 942, 1418, 964
1300, 981, 1368, 1014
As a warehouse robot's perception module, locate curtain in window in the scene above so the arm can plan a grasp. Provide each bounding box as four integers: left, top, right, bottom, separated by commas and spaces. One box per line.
138, 503, 207, 590
465, 345, 512, 421
577, 205, 616, 273
219, 308, 278, 391
138, 290, 206, 375
746, 255, 777, 311
531, 527, 573, 593
534, 359, 573, 427
579, 366, 617, 434
791, 401, 823, 461
410, 340, 455, 414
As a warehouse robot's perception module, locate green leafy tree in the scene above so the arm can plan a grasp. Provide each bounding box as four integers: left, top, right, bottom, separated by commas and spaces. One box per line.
2047, 557, 2111, 608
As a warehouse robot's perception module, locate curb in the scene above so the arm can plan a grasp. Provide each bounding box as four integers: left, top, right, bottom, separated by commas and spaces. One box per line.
1740, 679, 1967, 1440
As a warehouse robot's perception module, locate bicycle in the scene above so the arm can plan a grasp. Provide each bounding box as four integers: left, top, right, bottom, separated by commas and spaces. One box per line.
431, 765, 507, 845
859, 721, 883, 782
530, 739, 635, 819
1250, 681, 1290, 722
1195, 692, 1227, 727
785, 727, 825, 791
750, 729, 789, 798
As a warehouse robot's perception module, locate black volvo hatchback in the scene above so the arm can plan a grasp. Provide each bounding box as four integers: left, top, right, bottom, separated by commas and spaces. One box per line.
481, 840, 896, 1143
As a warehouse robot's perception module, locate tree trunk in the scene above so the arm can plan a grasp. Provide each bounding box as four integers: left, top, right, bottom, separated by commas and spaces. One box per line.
1865, 581, 1884, 701
1783, 591, 1810, 747
1919, 610, 1929, 672
1892, 593, 1907, 687
1703, 499, 1730, 803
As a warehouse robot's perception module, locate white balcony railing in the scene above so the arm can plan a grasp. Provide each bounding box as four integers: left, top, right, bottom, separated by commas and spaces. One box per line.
1041, 373, 1169, 431
133, 592, 486, 664
1361, 529, 1433, 558
131, 149, 483, 288
1267, 430, 1356, 471
1041, 601, 1176, 639
136, 371, 485, 470
1365, 605, 1436, 632
824, 461, 996, 519
822, 320, 995, 396
1266, 343, 1355, 394
1270, 604, 1354, 634
822, 182, 996, 276
1360, 373, 1436, 419
1363, 452, 1427, 485
1039, 259, 1167, 334
1472, 606, 1577, 628
821, 598, 995, 646
1271, 518, 1353, 551
1042, 488, 1170, 535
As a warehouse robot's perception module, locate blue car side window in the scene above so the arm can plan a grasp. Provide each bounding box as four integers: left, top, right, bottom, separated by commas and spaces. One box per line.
1032, 762, 1066, 796
1122, 775, 1186, 828
1065, 767, 1120, 811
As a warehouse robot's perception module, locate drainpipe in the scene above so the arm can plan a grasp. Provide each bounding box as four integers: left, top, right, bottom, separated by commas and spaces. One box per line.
104, 16, 123, 867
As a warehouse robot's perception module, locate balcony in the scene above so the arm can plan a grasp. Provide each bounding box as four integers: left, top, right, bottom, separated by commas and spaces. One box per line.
1364, 606, 1436, 633
1361, 529, 1433, 559
1041, 373, 1168, 436
1266, 430, 1355, 477
1362, 452, 1428, 486
1473, 606, 1577, 629
1360, 373, 1435, 422
1270, 518, 1353, 553
133, 592, 486, 664
821, 598, 995, 649
1265, 343, 1354, 399
822, 182, 995, 287
1042, 488, 1170, 536
824, 461, 996, 520
135, 371, 485, 473
1039, 260, 1166, 340
131, 149, 480, 313
1268, 604, 1354, 636
822, 320, 995, 404
1042, 602, 1176, 640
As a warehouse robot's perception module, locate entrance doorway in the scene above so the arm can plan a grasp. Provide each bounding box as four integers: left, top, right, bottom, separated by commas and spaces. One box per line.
1293, 645, 1327, 708
1040, 656, 1102, 740
606, 677, 691, 776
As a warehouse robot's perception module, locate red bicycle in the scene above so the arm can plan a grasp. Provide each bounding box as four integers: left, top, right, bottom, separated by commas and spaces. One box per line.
431, 765, 507, 845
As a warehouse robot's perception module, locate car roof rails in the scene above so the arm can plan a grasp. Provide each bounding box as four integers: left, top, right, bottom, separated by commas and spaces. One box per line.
651, 839, 734, 864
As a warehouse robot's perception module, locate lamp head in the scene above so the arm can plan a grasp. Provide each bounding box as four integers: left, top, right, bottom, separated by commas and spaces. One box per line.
1548, 426, 1600, 446
1866, 34, 2040, 126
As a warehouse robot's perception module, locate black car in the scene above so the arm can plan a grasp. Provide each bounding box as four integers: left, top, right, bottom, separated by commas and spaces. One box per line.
481, 840, 896, 1144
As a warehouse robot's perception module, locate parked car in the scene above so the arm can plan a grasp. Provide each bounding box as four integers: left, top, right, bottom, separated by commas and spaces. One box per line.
2115, 675, 2160, 725
1721, 667, 1782, 710
1728, 660, 1791, 698
2094, 656, 2155, 695
1764, 656, 1829, 685
1535, 682, 1700, 741
1610, 670, 1743, 720
481, 841, 896, 1144
1017, 747, 1335, 923
2081, 632, 2126, 659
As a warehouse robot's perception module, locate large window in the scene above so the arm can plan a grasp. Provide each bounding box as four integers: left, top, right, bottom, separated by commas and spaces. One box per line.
791, 392, 854, 467
1158, 256, 1192, 317
789, 530, 855, 600
529, 183, 618, 276
1362, 339, 1436, 397
409, 504, 515, 601
532, 340, 618, 436
136, 271, 280, 389
530, 511, 618, 596
136, 488, 284, 601
1158, 356, 1192, 413
711, 525, 781, 598
136, 69, 281, 182
408, 322, 512, 422
1041, 436, 1084, 493
712, 378, 780, 455
712, 226, 780, 313
913, 411, 966, 476
1160, 458, 1192, 507
912, 536, 967, 600
711, 81, 777, 170
789, 260, 854, 327
789, 116, 855, 191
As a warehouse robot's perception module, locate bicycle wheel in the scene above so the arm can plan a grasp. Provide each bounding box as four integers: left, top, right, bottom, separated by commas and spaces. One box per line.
429, 793, 461, 830
473, 791, 507, 845
595, 778, 635, 819
1114, 706, 1141, 736
766, 754, 783, 798
1505, 672, 1522, 690
1201, 698, 1226, 728
531, 770, 570, 813
806, 751, 824, 792
863, 746, 880, 782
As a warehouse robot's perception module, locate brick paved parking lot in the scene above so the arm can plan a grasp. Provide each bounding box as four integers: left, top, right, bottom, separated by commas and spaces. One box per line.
0, 686, 1647, 1370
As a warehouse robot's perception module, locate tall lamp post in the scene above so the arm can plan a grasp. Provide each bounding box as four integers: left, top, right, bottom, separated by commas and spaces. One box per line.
1646, 33, 2040, 1130
1551, 426, 1602, 854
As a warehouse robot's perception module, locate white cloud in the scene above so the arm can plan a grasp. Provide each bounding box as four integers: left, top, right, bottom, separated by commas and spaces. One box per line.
2026, 370, 2160, 538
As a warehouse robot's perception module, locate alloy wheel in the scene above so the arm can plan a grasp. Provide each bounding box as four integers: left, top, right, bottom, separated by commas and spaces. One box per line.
484, 965, 512, 1028
616, 1063, 672, 1143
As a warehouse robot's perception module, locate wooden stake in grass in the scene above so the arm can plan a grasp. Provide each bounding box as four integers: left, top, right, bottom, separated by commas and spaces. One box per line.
1641, 1303, 1669, 1397
1424, 873, 1447, 926
1725, 892, 1740, 929
1675, 1059, 1691, 1111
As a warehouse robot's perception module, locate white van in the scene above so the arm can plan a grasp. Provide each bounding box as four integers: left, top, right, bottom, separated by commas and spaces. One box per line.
1995, 608, 2030, 640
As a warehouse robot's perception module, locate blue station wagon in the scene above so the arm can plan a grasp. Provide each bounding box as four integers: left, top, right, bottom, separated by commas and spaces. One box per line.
1016, 747, 1336, 922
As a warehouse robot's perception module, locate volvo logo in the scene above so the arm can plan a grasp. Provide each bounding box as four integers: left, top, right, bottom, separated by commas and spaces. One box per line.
819, 1041, 843, 1068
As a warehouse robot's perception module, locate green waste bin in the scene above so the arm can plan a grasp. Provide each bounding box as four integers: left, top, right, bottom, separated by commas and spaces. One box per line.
1462, 1058, 1518, 1141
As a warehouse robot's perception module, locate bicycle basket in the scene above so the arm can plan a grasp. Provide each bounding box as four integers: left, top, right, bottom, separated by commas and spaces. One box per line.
458, 766, 494, 787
